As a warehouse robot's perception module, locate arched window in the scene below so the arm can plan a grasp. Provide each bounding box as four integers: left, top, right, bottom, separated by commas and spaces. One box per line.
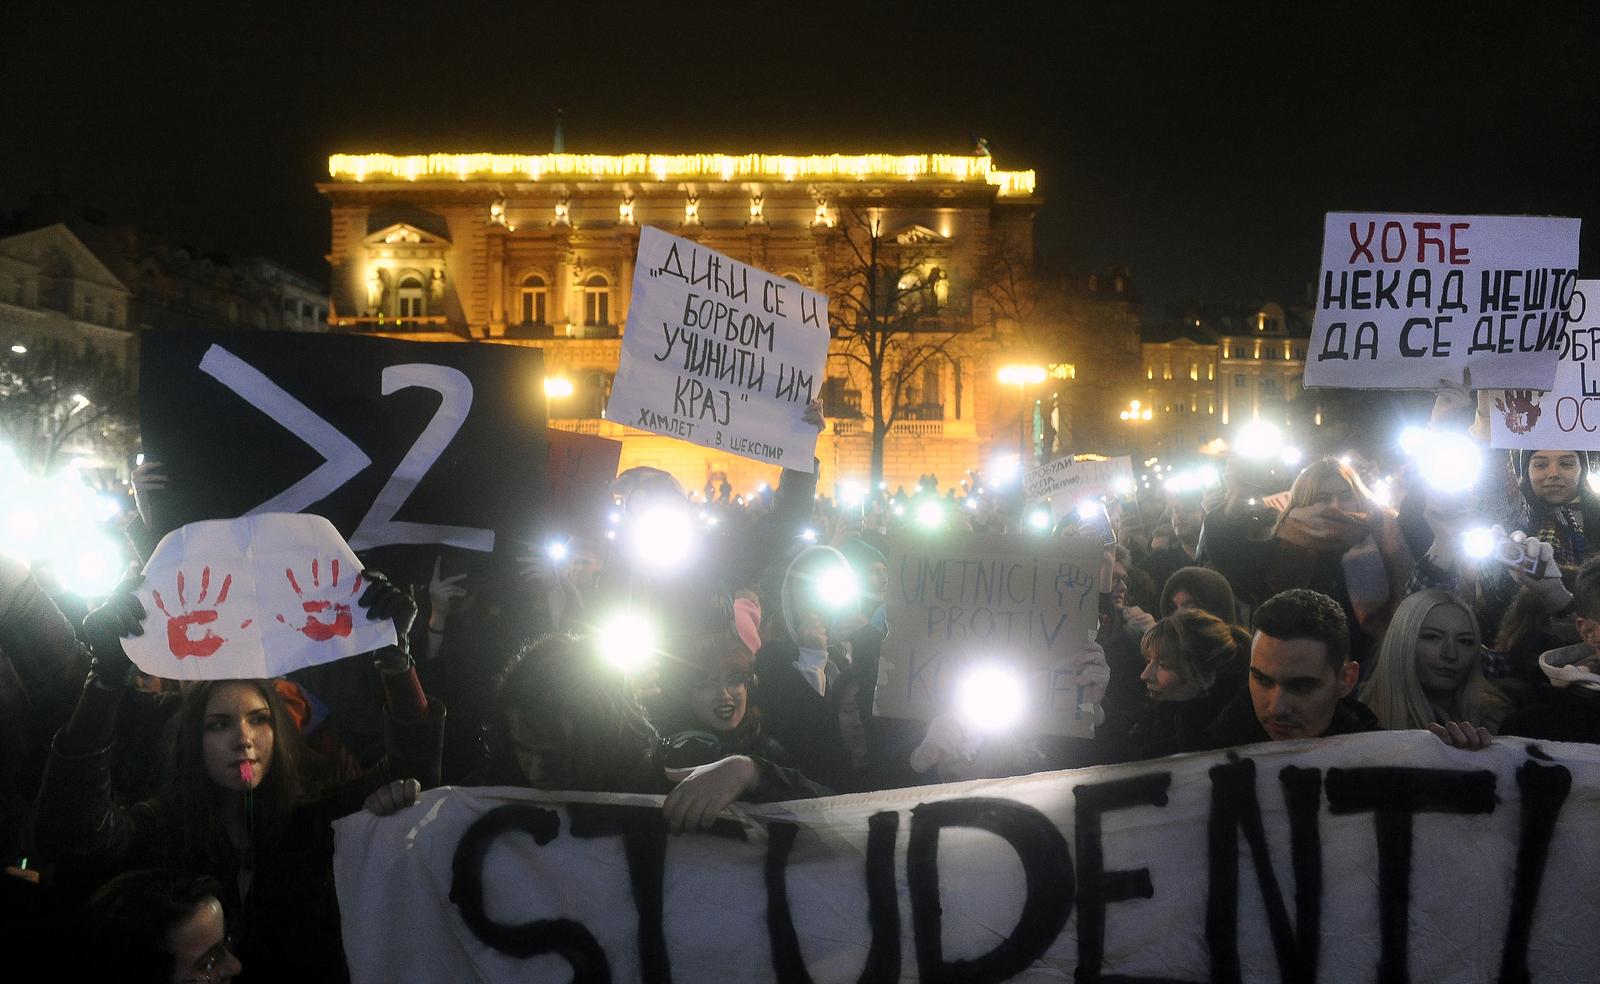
583, 275, 610, 326
397, 275, 426, 318
519, 275, 548, 325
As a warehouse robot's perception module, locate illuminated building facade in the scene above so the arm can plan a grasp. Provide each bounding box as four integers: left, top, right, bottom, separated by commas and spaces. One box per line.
319, 152, 1039, 493
1137, 301, 1311, 454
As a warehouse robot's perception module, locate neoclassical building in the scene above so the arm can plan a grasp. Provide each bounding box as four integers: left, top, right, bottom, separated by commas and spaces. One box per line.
319, 152, 1041, 495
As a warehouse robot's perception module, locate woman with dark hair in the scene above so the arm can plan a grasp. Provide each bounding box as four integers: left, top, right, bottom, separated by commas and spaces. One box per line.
32, 572, 442, 982
79, 869, 241, 983
1123, 608, 1249, 760
1200, 456, 1414, 667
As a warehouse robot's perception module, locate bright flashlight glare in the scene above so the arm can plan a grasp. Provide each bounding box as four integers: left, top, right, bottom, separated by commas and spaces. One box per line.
1461, 527, 1497, 560
800, 527, 818, 542
1369, 477, 1394, 508
1587, 474, 1600, 495
546, 541, 569, 562
1398, 426, 1428, 456
1026, 508, 1051, 532
1280, 446, 1303, 467
840, 482, 866, 507
965, 497, 978, 510
989, 453, 1022, 487
1234, 420, 1284, 459
1114, 477, 1134, 495
9, 344, 25, 354
956, 665, 1026, 733
1076, 501, 1100, 521
1416, 431, 1482, 494
596, 611, 657, 674
814, 565, 859, 609
892, 504, 905, 516
626, 504, 695, 570
0, 448, 127, 597
915, 501, 945, 529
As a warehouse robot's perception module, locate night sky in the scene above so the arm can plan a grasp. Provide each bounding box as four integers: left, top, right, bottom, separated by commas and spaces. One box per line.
4, 0, 1594, 313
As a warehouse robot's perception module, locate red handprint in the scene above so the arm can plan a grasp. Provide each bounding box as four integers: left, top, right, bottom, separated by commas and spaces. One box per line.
1494, 390, 1543, 435
152, 567, 252, 659
276, 559, 362, 641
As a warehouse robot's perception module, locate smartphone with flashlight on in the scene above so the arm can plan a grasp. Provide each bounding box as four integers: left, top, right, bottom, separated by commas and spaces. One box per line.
1461, 527, 1548, 579
1074, 501, 1117, 547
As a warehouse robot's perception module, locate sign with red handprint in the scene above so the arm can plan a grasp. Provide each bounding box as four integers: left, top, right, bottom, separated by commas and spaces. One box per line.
1491, 281, 1600, 451
123, 513, 397, 680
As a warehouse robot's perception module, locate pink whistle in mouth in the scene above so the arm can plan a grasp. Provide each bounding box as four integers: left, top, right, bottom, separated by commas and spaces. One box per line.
238, 761, 254, 784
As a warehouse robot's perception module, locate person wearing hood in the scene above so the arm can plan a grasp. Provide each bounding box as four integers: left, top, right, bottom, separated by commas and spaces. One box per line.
1505, 450, 1599, 567
1159, 566, 1240, 624
752, 546, 867, 792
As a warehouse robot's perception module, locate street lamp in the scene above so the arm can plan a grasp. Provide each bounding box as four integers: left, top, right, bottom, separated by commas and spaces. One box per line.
998, 364, 1047, 465
1118, 399, 1153, 422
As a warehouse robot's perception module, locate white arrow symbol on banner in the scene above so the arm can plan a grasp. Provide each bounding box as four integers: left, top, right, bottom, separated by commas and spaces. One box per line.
198, 344, 372, 516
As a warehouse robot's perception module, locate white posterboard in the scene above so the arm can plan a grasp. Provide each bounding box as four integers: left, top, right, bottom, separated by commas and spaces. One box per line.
122, 513, 396, 680
1490, 280, 1600, 450
875, 531, 1107, 737
1305, 212, 1580, 390
606, 226, 831, 469
335, 734, 1600, 984
1023, 455, 1134, 507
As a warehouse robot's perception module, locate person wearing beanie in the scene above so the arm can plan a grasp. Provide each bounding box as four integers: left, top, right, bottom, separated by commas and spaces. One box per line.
1159, 566, 1240, 625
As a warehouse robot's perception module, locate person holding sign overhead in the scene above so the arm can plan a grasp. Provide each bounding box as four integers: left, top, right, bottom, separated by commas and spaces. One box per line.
31, 568, 442, 983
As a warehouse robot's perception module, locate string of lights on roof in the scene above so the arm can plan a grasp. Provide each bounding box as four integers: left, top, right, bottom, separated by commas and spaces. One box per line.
326, 153, 1035, 197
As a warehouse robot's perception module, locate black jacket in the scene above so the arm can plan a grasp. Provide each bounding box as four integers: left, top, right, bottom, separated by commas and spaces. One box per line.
753, 637, 859, 793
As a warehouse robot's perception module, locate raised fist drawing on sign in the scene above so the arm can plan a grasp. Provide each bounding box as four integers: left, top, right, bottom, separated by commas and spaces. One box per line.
152, 567, 252, 659
276, 559, 362, 641
1495, 390, 1543, 435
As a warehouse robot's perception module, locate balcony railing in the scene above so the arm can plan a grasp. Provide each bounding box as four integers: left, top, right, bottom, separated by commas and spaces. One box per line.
331, 315, 454, 332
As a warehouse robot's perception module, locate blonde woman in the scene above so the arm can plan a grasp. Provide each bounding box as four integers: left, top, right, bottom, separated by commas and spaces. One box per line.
1362, 589, 1507, 735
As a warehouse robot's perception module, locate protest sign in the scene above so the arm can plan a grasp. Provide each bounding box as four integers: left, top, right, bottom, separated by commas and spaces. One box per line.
139, 330, 547, 580
335, 733, 1600, 984
1023, 455, 1134, 508
1490, 280, 1600, 450
1305, 212, 1580, 390
543, 429, 623, 534
122, 514, 396, 680
876, 531, 1106, 737
606, 226, 830, 469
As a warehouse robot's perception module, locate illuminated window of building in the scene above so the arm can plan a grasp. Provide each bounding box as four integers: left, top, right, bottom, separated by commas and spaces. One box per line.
397, 275, 425, 318
1146, 366, 1154, 380
1163, 364, 1173, 380
583, 274, 611, 326
1208, 398, 1215, 414
1207, 363, 1214, 380
1189, 362, 1199, 381
519, 275, 548, 325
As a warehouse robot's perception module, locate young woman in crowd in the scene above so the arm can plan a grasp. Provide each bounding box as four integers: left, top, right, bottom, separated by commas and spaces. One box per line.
1158, 565, 1240, 623
1202, 456, 1414, 666
1361, 589, 1510, 734
1122, 608, 1249, 760
31, 572, 442, 982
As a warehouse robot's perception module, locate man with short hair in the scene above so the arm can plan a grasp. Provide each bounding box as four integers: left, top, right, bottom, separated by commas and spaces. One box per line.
1201, 588, 1378, 748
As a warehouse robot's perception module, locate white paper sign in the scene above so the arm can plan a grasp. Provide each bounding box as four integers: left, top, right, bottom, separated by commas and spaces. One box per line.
1305, 212, 1580, 390
335, 734, 1600, 984
1023, 455, 1134, 507
1490, 280, 1600, 450
606, 226, 831, 469
876, 532, 1107, 737
123, 513, 397, 680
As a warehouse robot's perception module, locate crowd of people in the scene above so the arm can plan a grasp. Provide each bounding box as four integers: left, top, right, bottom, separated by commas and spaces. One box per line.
3, 390, 1599, 981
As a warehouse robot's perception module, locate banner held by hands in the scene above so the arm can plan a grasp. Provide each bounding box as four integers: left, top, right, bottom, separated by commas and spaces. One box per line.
122, 513, 398, 680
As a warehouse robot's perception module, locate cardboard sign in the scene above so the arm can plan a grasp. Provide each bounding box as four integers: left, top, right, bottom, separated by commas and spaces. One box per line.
606, 227, 830, 469
1490, 280, 1600, 449
543, 429, 623, 534
1305, 212, 1580, 390
876, 531, 1106, 737
1023, 455, 1134, 507
139, 330, 547, 580
122, 514, 396, 680
334, 734, 1600, 984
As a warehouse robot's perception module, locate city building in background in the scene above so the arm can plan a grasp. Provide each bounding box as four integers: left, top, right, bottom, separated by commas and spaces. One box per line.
319, 151, 1055, 493
1136, 300, 1312, 455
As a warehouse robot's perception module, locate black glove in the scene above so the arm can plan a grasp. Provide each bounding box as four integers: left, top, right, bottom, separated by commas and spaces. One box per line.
81, 574, 147, 687
359, 569, 417, 665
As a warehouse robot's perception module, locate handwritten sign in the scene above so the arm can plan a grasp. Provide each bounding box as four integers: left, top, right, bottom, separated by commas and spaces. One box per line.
1023, 455, 1134, 507
1305, 212, 1580, 390
543, 429, 622, 534
606, 227, 830, 469
122, 514, 397, 680
335, 734, 1600, 984
1490, 280, 1600, 450
876, 531, 1106, 737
